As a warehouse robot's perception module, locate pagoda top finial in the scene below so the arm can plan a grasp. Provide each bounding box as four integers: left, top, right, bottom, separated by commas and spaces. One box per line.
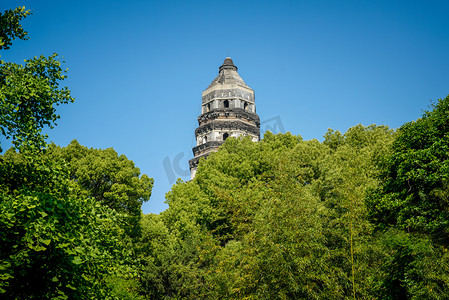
206, 57, 250, 90
219, 57, 238, 72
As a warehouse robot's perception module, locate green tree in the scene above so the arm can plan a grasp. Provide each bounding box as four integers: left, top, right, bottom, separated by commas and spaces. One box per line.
368, 96, 449, 242
366, 96, 449, 298
137, 212, 210, 299
0, 6, 31, 50
0, 54, 74, 151
0, 149, 138, 299
0, 6, 73, 152
47, 140, 153, 221
319, 125, 395, 298
0, 7, 142, 298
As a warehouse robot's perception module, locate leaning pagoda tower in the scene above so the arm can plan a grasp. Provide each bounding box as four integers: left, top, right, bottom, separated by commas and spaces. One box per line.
189, 57, 260, 179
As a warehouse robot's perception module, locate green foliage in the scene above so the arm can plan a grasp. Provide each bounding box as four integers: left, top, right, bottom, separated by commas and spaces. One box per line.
137, 213, 208, 299
0, 147, 66, 195
138, 127, 396, 299
0, 140, 153, 296
0, 6, 31, 50
373, 229, 449, 299
106, 275, 146, 300
0, 6, 73, 152
367, 95, 449, 240
41, 140, 153, 239
0, 54, 74, 151
366, 95, 449, 298
224, 162, 332, 299
47, 140, 153, 219
0, 150, 136, 299
0, 7, 145, 299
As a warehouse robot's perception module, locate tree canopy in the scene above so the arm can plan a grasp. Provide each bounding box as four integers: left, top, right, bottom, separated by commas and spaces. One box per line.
47, 140, 153, 219
0, 7, 73, 152
136, 116, 449, 299
0, 6, 150, 298
368, 95, 449, 243
138, 126, 398, 299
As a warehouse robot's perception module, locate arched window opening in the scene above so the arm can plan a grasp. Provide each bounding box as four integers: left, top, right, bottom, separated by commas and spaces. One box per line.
223, 133, 229, 141
203, 136, 207, 144
244, 102, 248, 111
207, 103, 210, 112
224, 100, 229, 108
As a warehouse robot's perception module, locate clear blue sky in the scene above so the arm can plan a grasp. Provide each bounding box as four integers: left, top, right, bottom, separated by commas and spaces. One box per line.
2, 0, 449, 214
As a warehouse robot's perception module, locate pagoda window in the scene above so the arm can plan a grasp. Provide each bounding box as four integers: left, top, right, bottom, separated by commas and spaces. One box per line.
223, 133, 229, 141
224, 100, 229, 108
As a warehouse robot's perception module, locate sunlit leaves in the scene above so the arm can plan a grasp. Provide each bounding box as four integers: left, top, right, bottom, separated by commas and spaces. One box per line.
368, 95, 449, 242
0, 6, 31, 50
0, 54, 74, 151
45, 140, 153, 238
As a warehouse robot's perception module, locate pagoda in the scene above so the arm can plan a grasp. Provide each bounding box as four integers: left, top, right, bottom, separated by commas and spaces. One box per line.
189, 57, 260, 179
